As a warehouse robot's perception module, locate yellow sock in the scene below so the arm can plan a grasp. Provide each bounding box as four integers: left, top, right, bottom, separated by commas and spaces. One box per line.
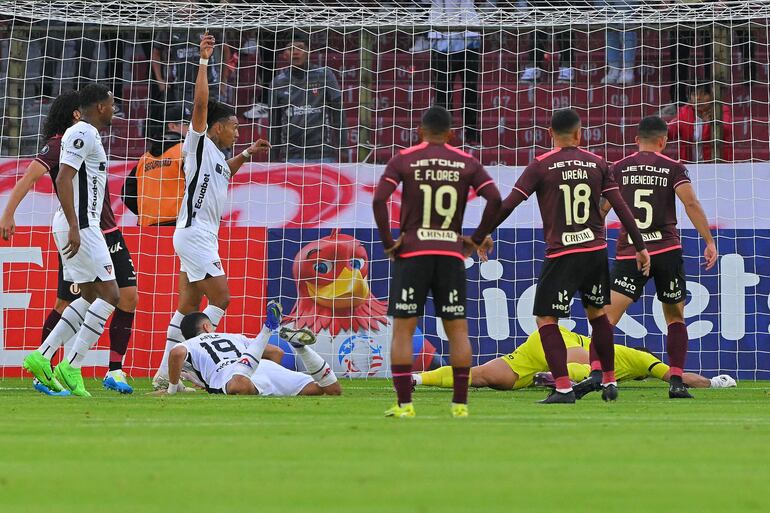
419, 365, 454, 388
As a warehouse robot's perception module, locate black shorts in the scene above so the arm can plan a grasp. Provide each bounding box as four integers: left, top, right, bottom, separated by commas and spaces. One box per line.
533, 249, 610, 318
57, 229, 137, 300
611, 249, 686, 304
387, 255, 467, 320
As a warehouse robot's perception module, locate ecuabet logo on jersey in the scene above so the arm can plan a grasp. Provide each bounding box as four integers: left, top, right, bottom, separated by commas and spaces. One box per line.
73, 139, 84, 149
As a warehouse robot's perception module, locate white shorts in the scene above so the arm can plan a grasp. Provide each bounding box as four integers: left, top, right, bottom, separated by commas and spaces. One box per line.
219, 360, 314, 396
173, 227, 225, 282
52, 218, 114, 284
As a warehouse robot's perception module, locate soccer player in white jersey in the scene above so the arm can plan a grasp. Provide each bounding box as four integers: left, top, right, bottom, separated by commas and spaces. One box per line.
153, 33, 269, 389
159, 302, 341, 396
22, 84, 119, 397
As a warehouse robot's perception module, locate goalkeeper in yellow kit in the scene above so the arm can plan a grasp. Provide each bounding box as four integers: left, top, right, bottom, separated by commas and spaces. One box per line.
414, 326, 736, 394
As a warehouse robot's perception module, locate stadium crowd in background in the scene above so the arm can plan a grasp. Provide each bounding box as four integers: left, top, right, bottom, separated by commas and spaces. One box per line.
0, 5, 765, 163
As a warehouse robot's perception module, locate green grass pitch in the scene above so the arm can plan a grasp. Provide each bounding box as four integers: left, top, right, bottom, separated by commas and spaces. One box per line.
1, 378, 769, 513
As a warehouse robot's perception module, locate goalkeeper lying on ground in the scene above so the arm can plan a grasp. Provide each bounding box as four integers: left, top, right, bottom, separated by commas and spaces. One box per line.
157, 301, 341, 396
415, 326, 736, 397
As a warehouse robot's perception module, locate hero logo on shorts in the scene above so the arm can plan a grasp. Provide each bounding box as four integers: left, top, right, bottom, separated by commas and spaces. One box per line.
552, 289, 571, 312
662, 278, 683, 300
442, 289, 465, 314
73, 138, 84, 149
585, 284, 604, 304
614, 276, 637, 292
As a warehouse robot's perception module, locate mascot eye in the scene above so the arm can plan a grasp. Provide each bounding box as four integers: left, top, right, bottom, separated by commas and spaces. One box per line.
350, 258, 364, 270
313, 261, 331, 274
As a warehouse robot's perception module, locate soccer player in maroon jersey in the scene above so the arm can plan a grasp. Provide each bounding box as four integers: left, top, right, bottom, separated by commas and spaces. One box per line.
493, 108, 650, 403
0, 90, 138, 394
574, 115, 718, 400
372, 106, 501, 418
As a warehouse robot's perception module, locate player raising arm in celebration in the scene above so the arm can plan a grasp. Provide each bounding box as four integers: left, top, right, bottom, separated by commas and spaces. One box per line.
21, 85, 119, 397
493, 108, 649, 404
578, 116, 718, 399
372, 105, 501, 418
160, 302, 341, 397
154, 33, 269, 389
6, 90, 137, 395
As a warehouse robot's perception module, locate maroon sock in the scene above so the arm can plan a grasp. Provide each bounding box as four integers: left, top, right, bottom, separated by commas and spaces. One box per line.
589, 315, 615, 382
452, 366, 470, 404
108, 308, 134, 371
589, 343, 602, 371
667, 321, 688, 376
392, 364, 413, 405
539, 324, 569, 387
40, 309, 62, 345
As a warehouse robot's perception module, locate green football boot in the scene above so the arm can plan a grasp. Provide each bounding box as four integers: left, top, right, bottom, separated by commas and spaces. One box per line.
54, 360, 91, 397
23, 351, 64, 392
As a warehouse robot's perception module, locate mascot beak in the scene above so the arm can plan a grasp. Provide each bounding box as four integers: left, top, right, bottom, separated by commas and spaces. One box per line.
307, 267, 370, 307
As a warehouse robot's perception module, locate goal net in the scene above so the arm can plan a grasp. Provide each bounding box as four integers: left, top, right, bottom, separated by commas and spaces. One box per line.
0, 0, 768, 380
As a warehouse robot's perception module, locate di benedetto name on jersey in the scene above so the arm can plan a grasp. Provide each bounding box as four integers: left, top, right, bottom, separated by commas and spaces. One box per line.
55, 121, 108, 231
177, 125, 231, 234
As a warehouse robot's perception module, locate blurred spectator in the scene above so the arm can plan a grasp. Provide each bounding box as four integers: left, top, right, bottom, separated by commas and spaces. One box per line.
668, 83, 733, 163
427, 0, 482, 145
268, 32, 343, 163
148, 27, 231, 139
520, 1, 576, 83
598, 0, 637, 85
734, 22, 758, 86
122, 105, 188, 226
669, 24, 712, 107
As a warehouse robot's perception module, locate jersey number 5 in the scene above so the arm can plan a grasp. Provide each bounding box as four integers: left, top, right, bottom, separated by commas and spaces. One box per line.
419, 184, 458, 229
559, 183, 591, 225
633, 189, 653, 230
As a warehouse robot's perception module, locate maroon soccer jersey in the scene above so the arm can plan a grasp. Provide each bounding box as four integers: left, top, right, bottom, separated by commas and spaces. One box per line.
379, 141, 495, 259
514, 146, 617, 258
612, 151, 691, 259
36, 135, 117, 231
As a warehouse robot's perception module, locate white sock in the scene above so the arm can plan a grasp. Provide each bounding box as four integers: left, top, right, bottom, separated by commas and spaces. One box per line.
413, 374, 423, 385
202, 305, 225, 330
233, 327, 270, 376
66, 299, 115, 368
38, 297, 91, 360
294, 345, 337, 387
159, 310, 185, 375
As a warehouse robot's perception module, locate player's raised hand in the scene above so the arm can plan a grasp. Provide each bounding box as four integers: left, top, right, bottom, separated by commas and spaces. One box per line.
460, 236, 479, 259
200, 32, 215, 60
476, 235, 494, 262
636, 248, 651, 276
62, 225, 81, 258
0, 214, 15, 240
703, 241, 718, 271
246, 139, 271, 156
384, 235, 403, 261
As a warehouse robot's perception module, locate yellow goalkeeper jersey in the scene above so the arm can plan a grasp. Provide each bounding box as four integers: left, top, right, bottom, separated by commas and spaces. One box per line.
504, 326, 670, 387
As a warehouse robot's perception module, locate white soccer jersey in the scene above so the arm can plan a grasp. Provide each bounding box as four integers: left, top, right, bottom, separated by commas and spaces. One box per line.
182, 332, 253, 391
56, 121, 108, 231
177, 125, 231, 234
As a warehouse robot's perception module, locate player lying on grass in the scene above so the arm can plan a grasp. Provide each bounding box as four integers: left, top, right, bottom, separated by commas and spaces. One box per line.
415, 326, 736, 392
159, 301, 341, 396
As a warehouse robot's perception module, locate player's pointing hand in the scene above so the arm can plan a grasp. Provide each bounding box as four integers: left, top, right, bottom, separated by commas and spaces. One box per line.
246, 139, 271, 156
200, 32, 215, 60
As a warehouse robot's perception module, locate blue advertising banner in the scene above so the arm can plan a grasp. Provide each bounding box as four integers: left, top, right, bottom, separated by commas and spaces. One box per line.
267, 228, 770, 380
